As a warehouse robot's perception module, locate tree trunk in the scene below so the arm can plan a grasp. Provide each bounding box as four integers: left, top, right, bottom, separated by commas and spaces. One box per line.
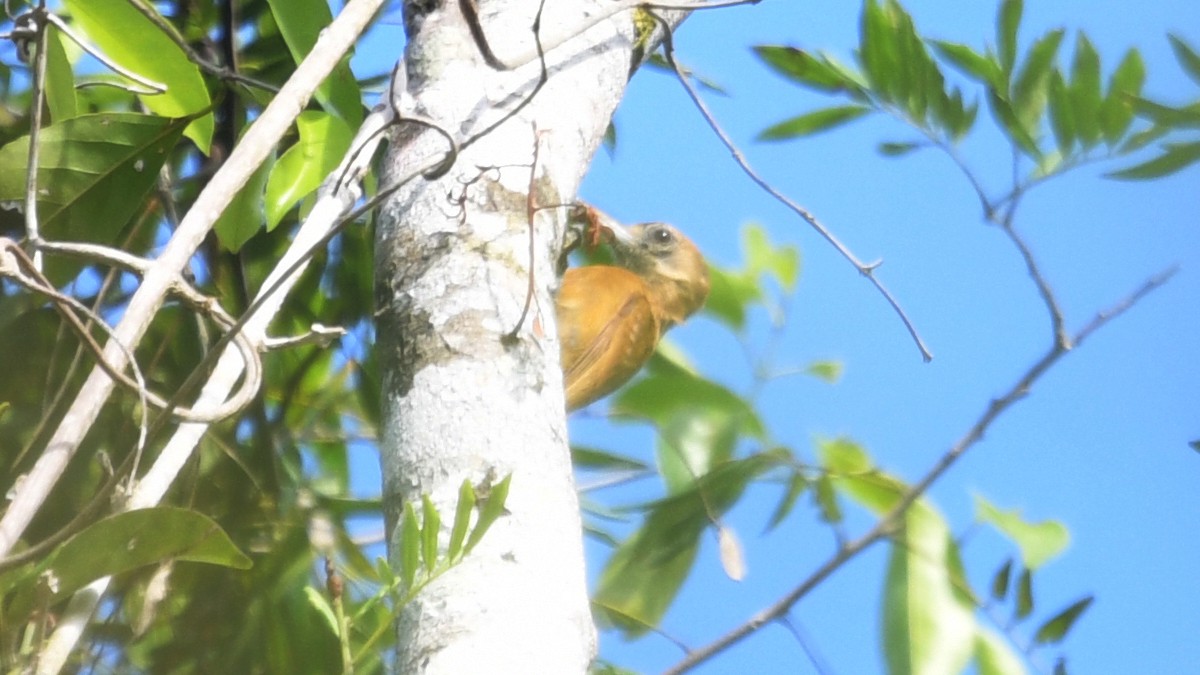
375, 1, 673, 671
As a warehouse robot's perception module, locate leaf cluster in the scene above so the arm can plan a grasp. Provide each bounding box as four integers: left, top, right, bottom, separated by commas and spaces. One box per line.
0, 0, 390, 671
754, 0, 1200, 181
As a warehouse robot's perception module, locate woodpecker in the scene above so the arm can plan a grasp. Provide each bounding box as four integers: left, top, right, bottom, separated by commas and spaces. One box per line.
556, 207, 710, 410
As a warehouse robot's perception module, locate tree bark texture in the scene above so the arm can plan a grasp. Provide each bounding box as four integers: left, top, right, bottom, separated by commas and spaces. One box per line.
376, 1, 672, 672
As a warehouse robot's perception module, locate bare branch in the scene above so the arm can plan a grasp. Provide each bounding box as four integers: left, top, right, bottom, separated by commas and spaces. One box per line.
0, 0, 389, 565
663, 266, 1175, 674
648, 11, 934, 362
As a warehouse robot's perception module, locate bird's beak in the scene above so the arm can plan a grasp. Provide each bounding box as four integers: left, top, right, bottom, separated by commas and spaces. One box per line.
584, 206, 637, 246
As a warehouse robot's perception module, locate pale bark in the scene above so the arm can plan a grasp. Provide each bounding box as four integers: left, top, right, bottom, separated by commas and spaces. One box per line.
376, 1, 677, 671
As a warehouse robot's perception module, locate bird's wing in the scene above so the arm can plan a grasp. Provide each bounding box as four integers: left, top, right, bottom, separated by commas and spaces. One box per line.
557, 266, 659, 410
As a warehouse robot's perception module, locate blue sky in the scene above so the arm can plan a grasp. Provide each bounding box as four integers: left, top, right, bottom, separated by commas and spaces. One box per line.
353, 1, 1199, 672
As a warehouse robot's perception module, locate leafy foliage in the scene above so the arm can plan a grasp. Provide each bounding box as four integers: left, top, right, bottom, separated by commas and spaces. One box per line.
0, 0, 1187, 672
0, 0, 382, 670
754, 0, 1198, 181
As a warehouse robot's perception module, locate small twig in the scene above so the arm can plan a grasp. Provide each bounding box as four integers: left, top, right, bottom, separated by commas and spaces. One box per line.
36, 240, 240, 329
43, 12, 167, 93
779, 615, 836, 675
21, 3, 48, 271
998, 213, 1071, 348
508, 126, 548, 339
261, 324, 348, 350
649, 10, 933, 362
663, 266, 1176, 674
0, 240, 151, 458
0, 239, 260, 425
123, 0, 279, 93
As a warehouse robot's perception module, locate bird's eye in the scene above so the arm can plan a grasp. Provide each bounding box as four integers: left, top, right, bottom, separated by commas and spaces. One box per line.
648, 226, 674, 246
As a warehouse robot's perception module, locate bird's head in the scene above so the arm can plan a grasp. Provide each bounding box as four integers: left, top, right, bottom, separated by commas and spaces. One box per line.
602, 217, 710, 330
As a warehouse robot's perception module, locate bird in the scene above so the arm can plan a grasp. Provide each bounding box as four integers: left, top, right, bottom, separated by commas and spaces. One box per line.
556, 207, 710, 411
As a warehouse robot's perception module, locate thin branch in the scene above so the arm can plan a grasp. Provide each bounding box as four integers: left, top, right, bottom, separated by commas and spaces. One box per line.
0, 0, 390, 564
664, 266, 1176, 674
509, 126, 549, 339
1, 239, 262, 422
997, 212, 1071, 348
43, 12, 166, 93
649, 11, 934, 362
0, 239, 151, 456
779, 615, 836, 675
21, 3, 48, 270
123, 0, 279, 93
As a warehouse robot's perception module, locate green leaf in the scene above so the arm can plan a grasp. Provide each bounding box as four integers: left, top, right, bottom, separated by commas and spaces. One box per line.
303, 585, 340, 637
704, 265, 761, 330
948, 92, 980, 140
266, 0, 362, 127
616, 360, 763, 493
819, 437, 910, 516
421, 494, 440, 573
813, 474, 843, 525
602, 121, 617, 155
1011, 29, 1065, 131
1168, 34, 1200, 87
806, 360, 843, 383
594, 454, 779, 634
1100, 49, 1146, 144
990, 558, 1013, 602
988, 89, 1042, 159
656, 406, 740, 494
465, 473, 511, 555
757, 105, 873, 141
1015, 567, 1034, 619
1034, 596, 1094, 644
0, 113, 188, 269
753, 45, 864, 95
265, 111, 354, 229
765, 469, 808, 532
1047, 70, 1077, 154
998, 0, 1023, 75
1107, 141, 1200, 179
3, 508, 249, 621
861, 0, 901, 100
43, 25, 78, 121
448, 479, 476, 561
975, 495, 1069, 569
819, 436, 872, 474
1070, 34, 1104, 147
214, 151, 274, 252
931, 41, 1003, 89
1118, 123, 1171, 154
883, 502, 976, 675
878, 141, 924, 156
1131, 98, 1200, 128
975, 628, 1027, 675
615, 358, 765, 443
743, 223, 801, 292
62, 0, 213, 152
572, 446, 650, 472
400, 502, 419, 589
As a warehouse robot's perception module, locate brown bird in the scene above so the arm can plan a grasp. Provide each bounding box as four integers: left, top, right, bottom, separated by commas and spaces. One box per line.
556, 208, 710, 410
